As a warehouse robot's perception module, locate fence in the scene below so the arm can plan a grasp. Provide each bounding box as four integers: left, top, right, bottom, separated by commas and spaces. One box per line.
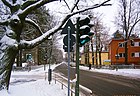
45, 72, 93, 96
45, 72, 75, 96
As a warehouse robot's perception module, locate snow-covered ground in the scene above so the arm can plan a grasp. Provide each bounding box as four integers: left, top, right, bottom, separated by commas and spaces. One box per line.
80, 66, 140, 79
0, 64, 140, 96
0, 64, 68, 96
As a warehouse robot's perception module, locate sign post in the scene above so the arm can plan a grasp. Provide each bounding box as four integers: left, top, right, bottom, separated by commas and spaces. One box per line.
61, 19, 75, 96
67, 26, 70, 96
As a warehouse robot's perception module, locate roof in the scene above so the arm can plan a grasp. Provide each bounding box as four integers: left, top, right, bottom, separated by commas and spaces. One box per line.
109, 38, 140, 45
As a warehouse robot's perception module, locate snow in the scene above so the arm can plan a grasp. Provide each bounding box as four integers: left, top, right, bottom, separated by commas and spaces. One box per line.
0, 64, 67, 96
80, 66, 140, 79
0, 64, 140, 96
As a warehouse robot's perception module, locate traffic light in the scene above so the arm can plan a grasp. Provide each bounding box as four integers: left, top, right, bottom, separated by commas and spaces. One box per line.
78, 16, 94, 46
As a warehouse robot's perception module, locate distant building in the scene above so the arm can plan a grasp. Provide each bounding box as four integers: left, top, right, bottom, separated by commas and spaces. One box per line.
109, 38, 140, 65
80, 52, 109, 65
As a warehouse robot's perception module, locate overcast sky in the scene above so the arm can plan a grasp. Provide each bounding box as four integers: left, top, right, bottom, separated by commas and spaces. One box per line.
94, 0, 118, 34
46, 0, 118, 35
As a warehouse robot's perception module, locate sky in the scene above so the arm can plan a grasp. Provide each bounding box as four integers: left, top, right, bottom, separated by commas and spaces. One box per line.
45, 0, 119, 52
46, 0, 118, 35
0, 64, 140, 96
94, 0, 118, 34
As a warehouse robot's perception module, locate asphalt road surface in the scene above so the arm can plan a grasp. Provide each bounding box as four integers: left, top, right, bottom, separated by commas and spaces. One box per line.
54, 63, 140, 96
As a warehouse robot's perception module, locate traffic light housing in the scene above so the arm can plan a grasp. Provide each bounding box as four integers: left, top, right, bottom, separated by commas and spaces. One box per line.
78, 16, 94, 46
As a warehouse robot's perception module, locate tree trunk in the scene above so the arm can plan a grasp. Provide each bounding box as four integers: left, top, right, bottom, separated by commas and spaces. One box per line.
124, 39, 128, 65
0, 35, 18, 90
91, 39, 94, 66
19, 49, 22, 67
99, 50, 102, 68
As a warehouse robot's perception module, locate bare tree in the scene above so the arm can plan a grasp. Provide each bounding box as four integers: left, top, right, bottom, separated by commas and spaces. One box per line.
0, 0, 111, 90
115, 0, 140, 65
91, 14, 110, 67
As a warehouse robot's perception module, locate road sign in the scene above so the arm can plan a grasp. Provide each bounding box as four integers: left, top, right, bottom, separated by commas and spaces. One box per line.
63, 35, 75, 46
61, 19, 76, 52
61, 19, 75, 34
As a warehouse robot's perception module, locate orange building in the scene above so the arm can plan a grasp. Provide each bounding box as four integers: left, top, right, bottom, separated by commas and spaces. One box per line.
109, 38, 140, 65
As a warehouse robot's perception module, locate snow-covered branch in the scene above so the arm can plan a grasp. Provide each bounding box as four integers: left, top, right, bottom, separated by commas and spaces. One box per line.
19, 0, 59, 18
21, 0, 38, 10
20, 0, 111, 49
1, 0, 12, 9
20, 13, 70, 49
20, 25, 60, 49
25, 18, 43, 35
0, 19, 8, 26
70, 0, 111, 16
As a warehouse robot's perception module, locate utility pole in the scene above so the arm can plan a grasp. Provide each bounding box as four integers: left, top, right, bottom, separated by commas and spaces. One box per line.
75, 16, 94, 96
75, 17, 80, 96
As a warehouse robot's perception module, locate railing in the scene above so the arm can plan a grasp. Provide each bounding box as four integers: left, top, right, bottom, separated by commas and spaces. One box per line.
45, 72, 75, 96
45, 72, 93, 96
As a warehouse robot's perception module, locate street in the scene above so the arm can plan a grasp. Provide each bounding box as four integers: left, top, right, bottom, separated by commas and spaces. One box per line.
54, 63, 140, 96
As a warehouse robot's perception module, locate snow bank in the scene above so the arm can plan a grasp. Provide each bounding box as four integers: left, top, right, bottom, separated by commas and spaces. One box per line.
80, 66, 140, 79
0, 80, 67, 96
0, 64, 67, 96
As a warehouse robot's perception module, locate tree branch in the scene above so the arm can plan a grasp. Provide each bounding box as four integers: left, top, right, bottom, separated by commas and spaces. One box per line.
25, 18, 43, 35
20, 14, 70, 49
1, 0, 12, 9
71, 0, 80, 12
19, 0, 59, 19
63, 0, 70, 10
19, 0, 111, 49
21, 1, 38, 10
127, 0, 132, 30
69, 0, 111, 17
128, 18, 140, 38
0, 20, 8, 26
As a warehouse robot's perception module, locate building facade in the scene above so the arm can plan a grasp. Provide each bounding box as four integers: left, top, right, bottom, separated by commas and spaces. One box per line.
80, 52, 109, 65
109, 38, 140, 65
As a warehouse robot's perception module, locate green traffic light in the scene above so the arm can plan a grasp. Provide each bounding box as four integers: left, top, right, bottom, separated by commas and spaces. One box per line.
80, 37, 90, 46
78, 16, 94, 47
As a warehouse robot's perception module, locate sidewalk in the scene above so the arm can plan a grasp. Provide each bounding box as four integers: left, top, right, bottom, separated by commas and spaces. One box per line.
80, 66, 140, 79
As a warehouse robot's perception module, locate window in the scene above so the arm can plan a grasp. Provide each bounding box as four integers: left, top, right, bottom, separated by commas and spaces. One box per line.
131, 42, 140, 47
119, 53, 125, 58
119, 43, 125, 47
131, 53, 135, 57
135, 42, 139, 46
131, 41, 134, 46
131, 52, 140, 57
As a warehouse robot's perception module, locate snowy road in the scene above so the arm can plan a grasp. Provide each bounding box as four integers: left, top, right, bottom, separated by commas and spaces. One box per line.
54, 63, 140, 96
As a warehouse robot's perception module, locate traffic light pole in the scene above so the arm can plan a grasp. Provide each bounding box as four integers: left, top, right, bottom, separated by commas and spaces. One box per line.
75, 17, 80, 96
68, 26, 70, 96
